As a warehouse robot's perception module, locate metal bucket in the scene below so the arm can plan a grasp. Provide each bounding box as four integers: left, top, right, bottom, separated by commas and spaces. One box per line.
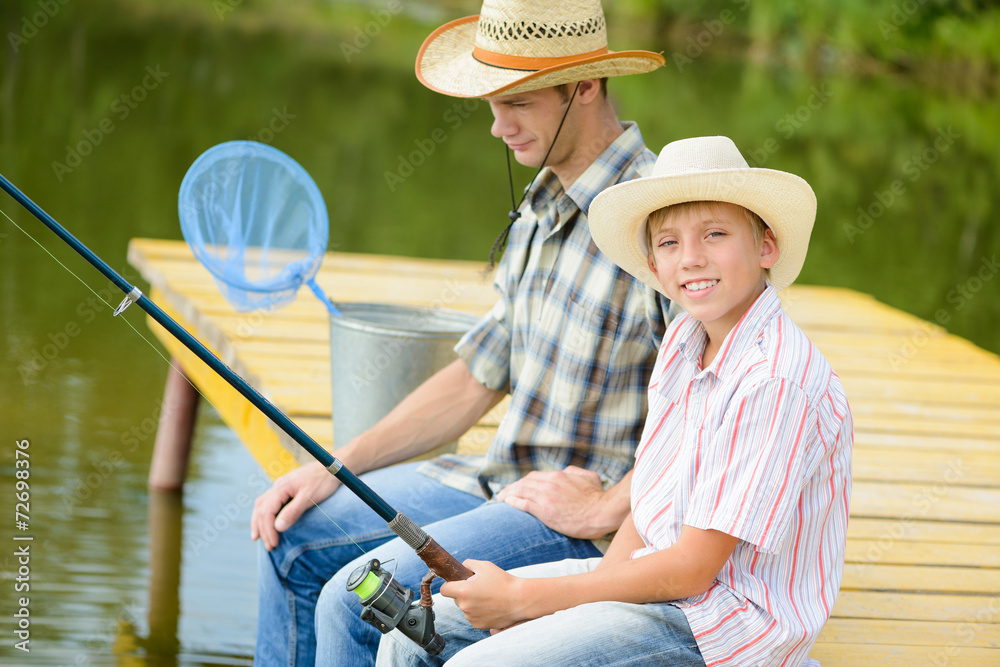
329, 302, 479, 449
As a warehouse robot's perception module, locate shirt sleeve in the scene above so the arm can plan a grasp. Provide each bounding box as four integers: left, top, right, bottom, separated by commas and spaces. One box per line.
454, 297, 512, 392
683, 378, 815, 554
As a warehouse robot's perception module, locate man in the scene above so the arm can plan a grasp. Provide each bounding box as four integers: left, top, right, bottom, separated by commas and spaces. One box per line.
251, 1, 670, 664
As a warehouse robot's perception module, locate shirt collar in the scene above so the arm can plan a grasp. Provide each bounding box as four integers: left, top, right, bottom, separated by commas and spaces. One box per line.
673, 284, 783, 378
526, 122, 647, 232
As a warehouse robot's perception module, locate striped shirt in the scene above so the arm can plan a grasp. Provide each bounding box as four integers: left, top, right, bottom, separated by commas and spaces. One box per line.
631, 285, 853, 666
418, 122, 670, 500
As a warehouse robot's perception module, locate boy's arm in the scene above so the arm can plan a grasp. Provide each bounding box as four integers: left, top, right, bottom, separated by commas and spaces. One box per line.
442, 524, 739, 630
594, 511, 645, 568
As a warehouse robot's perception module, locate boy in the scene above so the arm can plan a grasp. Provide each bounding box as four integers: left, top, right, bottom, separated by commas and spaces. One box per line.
376, 136, 853, 666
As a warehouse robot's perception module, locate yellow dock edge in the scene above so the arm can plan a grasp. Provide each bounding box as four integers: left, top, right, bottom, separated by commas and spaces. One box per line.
148, 286, 300, 479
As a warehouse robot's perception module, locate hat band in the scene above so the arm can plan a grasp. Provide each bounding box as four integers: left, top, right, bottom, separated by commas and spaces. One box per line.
472, 46, 609, 72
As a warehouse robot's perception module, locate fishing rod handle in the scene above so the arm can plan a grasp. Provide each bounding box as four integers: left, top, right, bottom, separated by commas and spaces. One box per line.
387, 512, 473, 581
417, 537, 474, 582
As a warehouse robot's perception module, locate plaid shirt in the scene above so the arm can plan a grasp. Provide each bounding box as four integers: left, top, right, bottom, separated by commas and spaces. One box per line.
418, 122, 670, 497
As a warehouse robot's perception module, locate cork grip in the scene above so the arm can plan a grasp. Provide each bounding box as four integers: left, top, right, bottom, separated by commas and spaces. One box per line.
388, 512, 474, 584
416, 536, 474, 582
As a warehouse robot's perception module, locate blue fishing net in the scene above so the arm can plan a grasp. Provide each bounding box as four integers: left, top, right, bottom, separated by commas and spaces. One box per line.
178, 140, 340, 314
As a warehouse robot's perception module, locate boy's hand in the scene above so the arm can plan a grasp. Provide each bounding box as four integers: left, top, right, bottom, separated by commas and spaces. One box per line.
496, 466, 611, 539
440, 559, 527, 630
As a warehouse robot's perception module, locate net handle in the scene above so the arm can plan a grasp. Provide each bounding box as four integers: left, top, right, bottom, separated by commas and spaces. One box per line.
307, 277, 342, 317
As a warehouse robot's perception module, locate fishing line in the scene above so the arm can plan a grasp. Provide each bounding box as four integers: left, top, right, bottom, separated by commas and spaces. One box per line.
1, 205, 370, 558
2, 206, 181, 366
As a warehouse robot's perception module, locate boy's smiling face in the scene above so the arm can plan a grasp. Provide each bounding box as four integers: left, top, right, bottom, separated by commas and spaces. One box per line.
647, 201, 780, 346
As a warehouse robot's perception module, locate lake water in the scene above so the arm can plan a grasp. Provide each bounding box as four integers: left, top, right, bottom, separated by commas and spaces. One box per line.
1, 4, 998, 666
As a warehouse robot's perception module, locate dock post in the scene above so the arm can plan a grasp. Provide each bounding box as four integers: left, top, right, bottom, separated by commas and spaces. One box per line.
148, 361, 200, 490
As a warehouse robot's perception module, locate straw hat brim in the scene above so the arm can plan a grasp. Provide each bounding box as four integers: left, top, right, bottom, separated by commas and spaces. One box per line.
589, 168, 817, 294
416, 16, 664, 98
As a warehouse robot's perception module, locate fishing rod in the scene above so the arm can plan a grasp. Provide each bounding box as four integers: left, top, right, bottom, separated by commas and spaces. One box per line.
0, 173, 469, 653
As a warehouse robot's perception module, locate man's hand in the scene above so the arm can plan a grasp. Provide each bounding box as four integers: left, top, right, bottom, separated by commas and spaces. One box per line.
496, 466, 615, 539
441, 559, 527, 631
250, 461, 341, 551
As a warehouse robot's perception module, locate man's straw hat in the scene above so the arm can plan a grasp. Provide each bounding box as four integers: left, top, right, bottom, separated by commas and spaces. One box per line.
589, 136, 817, 293
416, 0, 664, 98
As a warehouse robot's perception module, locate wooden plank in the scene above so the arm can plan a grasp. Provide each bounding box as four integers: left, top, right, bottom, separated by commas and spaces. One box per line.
845, 539, 1000, 568
145, 264, 497, 314
850, 401, 1000, 426
831, 590, 1000, 623
808, 644, 999, 666
820, 356, 1000, 383
129, 237, 490, 276
845, 536, 1000, 571
805, 329, 986, 355
818, 617, 1000, 649
851, 449, 1000, 486
854, 416, 1000, 441
840, 375, 1000, 406
841, 563, 1000, 596
811, 340, 992, 367
239, 340, 330, 359
847, 518, 1000, 546
851, 481, 1000, 523
853, 432, 1000, 454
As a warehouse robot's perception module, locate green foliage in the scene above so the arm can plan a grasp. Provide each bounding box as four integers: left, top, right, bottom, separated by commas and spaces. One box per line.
602, 0, 998, 92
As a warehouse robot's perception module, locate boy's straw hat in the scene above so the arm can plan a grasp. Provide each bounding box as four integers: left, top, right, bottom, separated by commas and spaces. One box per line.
589, 136, 816, 293
415, 0, 664, 98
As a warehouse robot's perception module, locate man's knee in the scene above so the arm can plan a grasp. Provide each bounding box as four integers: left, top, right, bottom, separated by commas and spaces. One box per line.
316, 565, 359, 621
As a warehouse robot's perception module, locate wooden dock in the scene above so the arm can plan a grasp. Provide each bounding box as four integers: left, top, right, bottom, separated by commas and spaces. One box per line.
128, 237, 1000, 665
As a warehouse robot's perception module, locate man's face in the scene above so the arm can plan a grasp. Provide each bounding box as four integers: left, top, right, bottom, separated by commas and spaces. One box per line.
487, 86, 577, 171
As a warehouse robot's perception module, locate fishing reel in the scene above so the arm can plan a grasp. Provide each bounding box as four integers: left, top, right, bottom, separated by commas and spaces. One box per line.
347, 558, 445, 655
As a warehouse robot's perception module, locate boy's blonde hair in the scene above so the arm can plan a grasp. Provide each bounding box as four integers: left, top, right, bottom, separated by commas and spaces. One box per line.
645, 201, 773, 282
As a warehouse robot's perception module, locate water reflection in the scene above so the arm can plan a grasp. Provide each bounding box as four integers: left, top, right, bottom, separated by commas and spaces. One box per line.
0, 5, 997, 666
144, 491, 183, 659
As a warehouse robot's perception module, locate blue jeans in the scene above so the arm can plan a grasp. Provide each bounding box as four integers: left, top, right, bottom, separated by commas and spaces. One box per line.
375, 559, 705, 667
254, 462, 603, 667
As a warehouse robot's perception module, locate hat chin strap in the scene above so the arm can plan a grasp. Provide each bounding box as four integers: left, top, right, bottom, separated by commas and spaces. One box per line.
488, 81, 581, 269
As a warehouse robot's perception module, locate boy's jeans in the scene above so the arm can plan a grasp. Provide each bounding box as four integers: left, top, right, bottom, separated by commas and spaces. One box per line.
375, 558, 706, 667
253, 461, 603, 667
